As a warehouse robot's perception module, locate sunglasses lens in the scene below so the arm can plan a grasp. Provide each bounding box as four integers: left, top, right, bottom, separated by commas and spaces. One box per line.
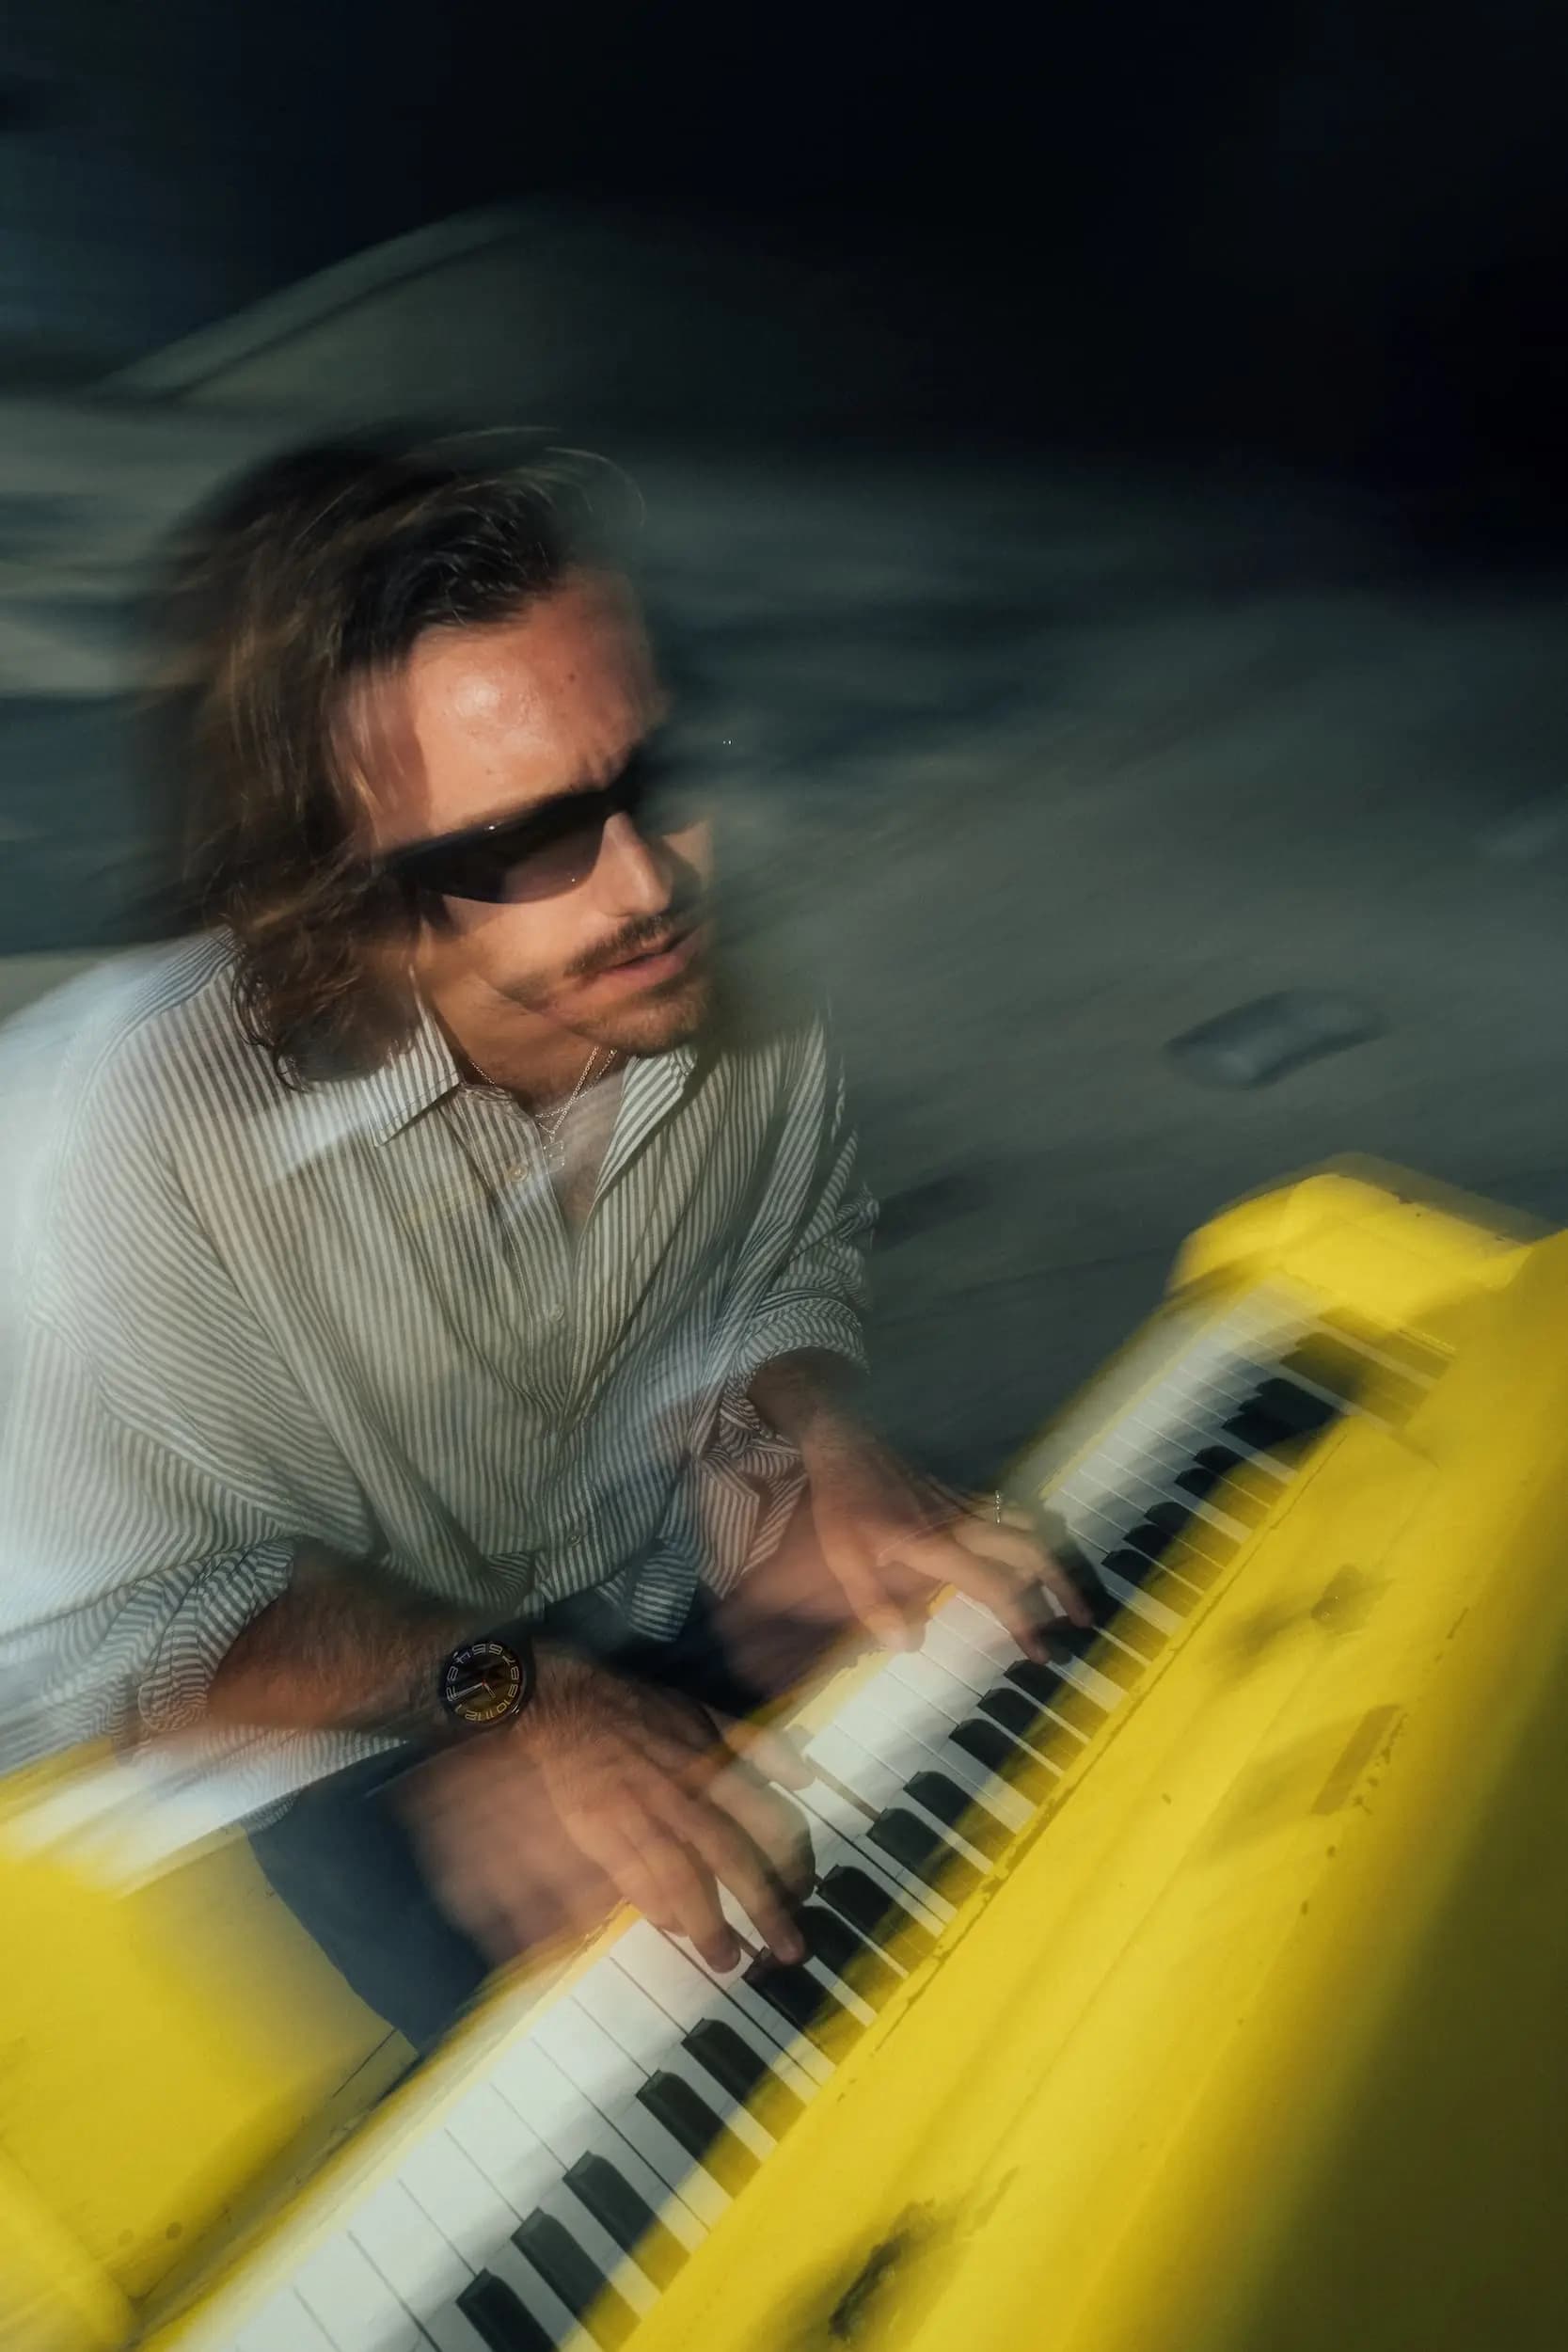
394, 746, 716, 904
494, 816, 606, 902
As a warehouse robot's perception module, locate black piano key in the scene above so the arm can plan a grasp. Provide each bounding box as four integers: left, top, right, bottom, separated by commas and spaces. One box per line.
1073, 1621, 1147, 1687
978, 1682, 1060, 1747
948, 1713, 1057, 1802
457, 2271, 555, 2352
1105, 1542, 1218, 1600
817, 1863, 936, 1957
1222, 1392, 1325, 1449
636, 2072, 759, 2188
513, 2214, 638, 2349
799, 1900, 902, 2000
742, 1957, 861, 2056
1044, 1607, 1146, 1681
1005, 1657, 1075, 1708
1251, 1375, 1341, 1436
1277, 1341, 1356, 1393
867, 1806, 982, 1900
1045, 1606, 1113, 1653
684, 2018, 806, 2125
949, 1714, 1021, 1775
1117, 1519, 1174, 1570
904, 1770, 1011, 1858
564, 2153, 687, 2289
1174, 1446, 1243, 1499
1117, 1515, 1235, 1587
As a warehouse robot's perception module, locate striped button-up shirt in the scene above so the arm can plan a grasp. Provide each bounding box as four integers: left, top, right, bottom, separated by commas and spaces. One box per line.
0, 935, 873, 1810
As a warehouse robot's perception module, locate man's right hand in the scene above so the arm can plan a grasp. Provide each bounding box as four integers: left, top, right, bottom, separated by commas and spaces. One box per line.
401, 1647, 815, 1972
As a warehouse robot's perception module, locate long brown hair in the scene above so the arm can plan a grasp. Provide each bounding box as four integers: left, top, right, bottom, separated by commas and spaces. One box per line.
148, 431, 624, 1078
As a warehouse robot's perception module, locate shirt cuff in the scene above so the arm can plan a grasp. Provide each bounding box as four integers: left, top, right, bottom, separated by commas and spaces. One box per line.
727, 1299, 870, 1396
138, 1537, 298, 1737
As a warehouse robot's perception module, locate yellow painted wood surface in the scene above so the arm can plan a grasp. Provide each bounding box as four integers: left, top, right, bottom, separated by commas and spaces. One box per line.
7, 1155, 1567, 2352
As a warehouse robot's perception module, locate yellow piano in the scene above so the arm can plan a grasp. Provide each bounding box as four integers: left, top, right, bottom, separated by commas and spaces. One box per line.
5, 1157, 1568, 2352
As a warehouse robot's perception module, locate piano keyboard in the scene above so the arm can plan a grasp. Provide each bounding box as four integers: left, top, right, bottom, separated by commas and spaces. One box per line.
163, 1277, 1443, 2352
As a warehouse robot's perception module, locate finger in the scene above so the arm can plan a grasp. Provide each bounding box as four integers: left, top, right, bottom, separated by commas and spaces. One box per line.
547, 1805, 673, 1929
832, 1550, 925, 1650
947, 1513, 1059, 1576
948, 1517, 1096, 1626
654, 1783, 806, 1964
573, 1804, 739, 1971
948, 1483, 1038, 1534
709, 1765, 816, 1902
710, 1710, 814, 1792
891, 1530, 1061, 1659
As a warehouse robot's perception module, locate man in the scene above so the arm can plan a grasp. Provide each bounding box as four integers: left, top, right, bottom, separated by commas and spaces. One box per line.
0, 436, 1081, 2051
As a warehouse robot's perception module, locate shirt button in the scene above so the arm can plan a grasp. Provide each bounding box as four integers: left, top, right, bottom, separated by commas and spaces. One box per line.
548, 1303, 567, 1325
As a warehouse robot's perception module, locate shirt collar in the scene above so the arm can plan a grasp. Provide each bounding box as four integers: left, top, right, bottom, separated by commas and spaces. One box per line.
356, 1003, 699, 1147
357, 1004, 464, 1144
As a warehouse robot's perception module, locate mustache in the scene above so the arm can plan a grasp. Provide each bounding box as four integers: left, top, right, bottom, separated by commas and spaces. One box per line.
567, 901, 707, 982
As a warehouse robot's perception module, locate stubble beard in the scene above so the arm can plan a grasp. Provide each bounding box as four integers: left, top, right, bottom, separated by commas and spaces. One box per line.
503, 957, 715, 1058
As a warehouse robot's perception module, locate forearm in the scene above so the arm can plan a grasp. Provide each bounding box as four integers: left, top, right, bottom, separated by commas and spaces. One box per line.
749, 1349, 868, 1457
206, 1544, 481, 1741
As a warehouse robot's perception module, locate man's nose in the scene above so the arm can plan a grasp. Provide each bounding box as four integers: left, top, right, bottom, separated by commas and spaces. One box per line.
594, 811, 673, 914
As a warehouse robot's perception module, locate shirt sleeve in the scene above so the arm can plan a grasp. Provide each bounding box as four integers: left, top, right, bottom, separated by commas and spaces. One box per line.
0, 1310, 298, 1759
0, 1012, 373, 1803
724, 1027, 878, 1392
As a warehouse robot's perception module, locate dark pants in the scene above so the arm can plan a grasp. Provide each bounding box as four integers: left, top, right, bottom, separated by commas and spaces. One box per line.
247, 1584, 776, 2055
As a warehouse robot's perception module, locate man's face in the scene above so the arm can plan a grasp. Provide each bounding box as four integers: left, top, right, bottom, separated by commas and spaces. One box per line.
359, 572, 715, 1054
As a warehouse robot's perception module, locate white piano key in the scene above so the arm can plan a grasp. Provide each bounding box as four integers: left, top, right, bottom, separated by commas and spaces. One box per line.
794, 1777, 957, 1926
1043, 1651, 1126, 1714
1097, 1562, 1185, 1633
838, 1741, 998, 1878
802, 1724, 982, 1902
436, 2272, 544, 2352
914, 1617, 997, 1696
488, 2031, 636, 2172
399, 2128, 540, 2269
444, 2081, 562, 2221
846, 1693, 1029, 1835
832, 1703, 991, 1825
926, 1609, 1109, 1740
645, 1922, 842, 2086
503, 1985, 727, 2225
349, 2177, 475, 2324
594, 1930, 824, 2095
293, 2233, 424, 2352
935, 1595, 1020, 1668
513, 2024, 708, 2254
826, 1675, 940, 1781
929, 1738, 1035, 1832
230, 2289, 343, 2352
849, 1649, 991, 1764
511, 1973, 777, 2164
479, 2233, 586, 2352
884, 1649, 990, 1727
787, 1790, 948, 1938
499, 2005, 707, 2253
707, 1887, 879, 2027
536, 2181, 660, 2319
802, 1719, 906, 1812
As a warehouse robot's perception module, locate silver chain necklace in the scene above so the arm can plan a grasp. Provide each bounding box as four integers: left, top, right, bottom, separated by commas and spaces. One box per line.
534, 1046, 616, 1169
467, 1042, 618, 1171
460, 1035, 620, 1171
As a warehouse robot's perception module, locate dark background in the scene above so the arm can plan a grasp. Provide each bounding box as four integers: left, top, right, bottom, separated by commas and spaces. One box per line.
3, 2, 1568, 1471
3, 3, 1567, 517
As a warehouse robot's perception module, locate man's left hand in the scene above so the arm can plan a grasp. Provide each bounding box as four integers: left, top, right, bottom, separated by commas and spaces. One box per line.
799, 1414, 1093, 1657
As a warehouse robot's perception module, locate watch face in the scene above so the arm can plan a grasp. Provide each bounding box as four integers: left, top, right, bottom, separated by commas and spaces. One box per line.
442, 1637, 526, 1727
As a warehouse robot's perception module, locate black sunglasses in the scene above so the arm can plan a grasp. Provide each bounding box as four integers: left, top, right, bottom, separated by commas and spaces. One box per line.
376, 739, 709, 905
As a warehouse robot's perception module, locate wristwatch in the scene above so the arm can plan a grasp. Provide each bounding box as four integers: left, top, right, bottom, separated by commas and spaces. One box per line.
438, 1633, 535, 1731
